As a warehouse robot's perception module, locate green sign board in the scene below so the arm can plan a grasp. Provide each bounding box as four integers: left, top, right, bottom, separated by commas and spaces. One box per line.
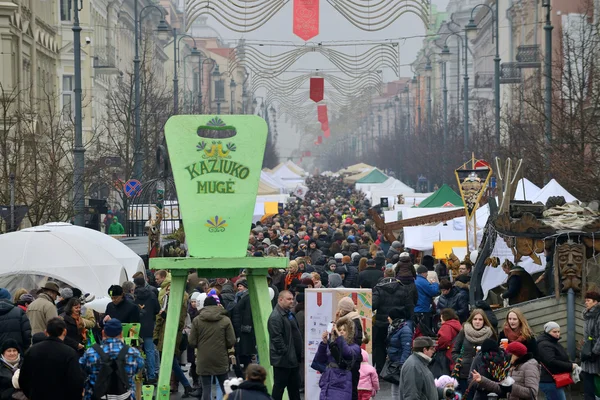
164, 115, 268, 259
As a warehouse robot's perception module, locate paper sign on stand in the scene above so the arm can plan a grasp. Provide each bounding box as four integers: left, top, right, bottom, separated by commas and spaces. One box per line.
305, 288, 373, 399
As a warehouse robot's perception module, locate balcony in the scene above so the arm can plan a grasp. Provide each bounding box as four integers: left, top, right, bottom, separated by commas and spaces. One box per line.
93, 45, 119, 74
500, 62, 521, 84
516, 45, 541, 69
474, 72, 494, 89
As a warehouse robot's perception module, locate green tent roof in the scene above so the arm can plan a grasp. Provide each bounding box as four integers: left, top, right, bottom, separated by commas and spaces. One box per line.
356, 168, 389, 184
417, 184, 464, 208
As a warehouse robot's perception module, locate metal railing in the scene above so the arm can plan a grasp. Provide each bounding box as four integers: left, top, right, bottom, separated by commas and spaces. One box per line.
93, 45, 116, 69
500, 62, 521, 84
474, 72, 494, 89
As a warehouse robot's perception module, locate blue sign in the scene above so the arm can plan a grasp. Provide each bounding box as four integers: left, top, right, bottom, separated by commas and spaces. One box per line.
124, 179, 142, 198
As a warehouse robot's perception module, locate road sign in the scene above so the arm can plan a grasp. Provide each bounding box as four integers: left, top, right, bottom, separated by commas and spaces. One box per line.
123, 179, 141, 198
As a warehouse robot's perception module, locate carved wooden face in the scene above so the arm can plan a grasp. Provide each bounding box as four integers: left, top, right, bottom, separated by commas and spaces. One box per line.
556, 242, 585, 291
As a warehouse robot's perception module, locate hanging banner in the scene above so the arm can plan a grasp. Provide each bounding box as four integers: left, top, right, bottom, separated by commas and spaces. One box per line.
455, 165, 493, 219
304, 151, 312, 157
317, 104, 328, 123
321, 120, 329, 132
317, 135, 322, 144
293, 0, 320, 41
323, 129, 330, 138
310, 78, 324, 103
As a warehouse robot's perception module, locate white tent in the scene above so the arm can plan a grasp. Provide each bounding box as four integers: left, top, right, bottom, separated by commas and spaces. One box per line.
0, 228, 130, 297
268, 164, 305, 189
259, 171, 285, 195
41, 222, 144, 279
514, 178, 542, 201
532, 179, 578, 203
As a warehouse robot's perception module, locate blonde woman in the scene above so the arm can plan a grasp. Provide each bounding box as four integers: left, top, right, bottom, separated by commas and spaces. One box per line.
498, 308, 537, 357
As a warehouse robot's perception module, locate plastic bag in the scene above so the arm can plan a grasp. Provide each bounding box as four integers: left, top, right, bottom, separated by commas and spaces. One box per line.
572, 365, 582, 384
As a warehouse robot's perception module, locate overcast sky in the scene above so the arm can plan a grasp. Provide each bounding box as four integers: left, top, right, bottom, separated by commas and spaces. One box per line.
196, 0, 450, 158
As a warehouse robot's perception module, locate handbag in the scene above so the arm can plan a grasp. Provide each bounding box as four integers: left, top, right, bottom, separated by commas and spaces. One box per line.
380, 358, 401, 384
581, 337, 596, 362
429, 351, 451, 377
541, 363, 574, 388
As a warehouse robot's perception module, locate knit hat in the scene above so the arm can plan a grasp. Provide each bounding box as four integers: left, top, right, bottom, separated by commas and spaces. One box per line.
392, 241, 402, 249
104, 319, 123, 337
388, 307, 407, 321
59, 288, 73, 300
544, 321, 560, 333
399, 252, 410, 259
334, 267, 347, 275
0, 339, 20, 355
190, 292, 200, 302
108, 285, 123, 297
435, 375, 458, 389
506, 342, 528, 357
236, 280, 248, 289
133, 277, 146, 288
334, 253, 343, 260
338, 297, 355, 313
296, 250, 306, 258
328, 259, 337, 267
0, 288, 11, 300
19, 294, 34, 304
481, 338, 499, 353
204, 296, 218, 307
413, 336, 434, 349
351, 252, 360, 260
196, 293, 207, 310
342, 255, 351, 264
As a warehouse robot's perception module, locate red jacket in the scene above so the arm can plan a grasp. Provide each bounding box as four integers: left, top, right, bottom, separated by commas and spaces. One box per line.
437, 319, 462, 369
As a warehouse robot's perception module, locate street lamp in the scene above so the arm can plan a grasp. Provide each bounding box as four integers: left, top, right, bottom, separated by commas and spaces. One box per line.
464, 2, 501, 148
423, 57, 433, 136
198, 57, 215, 114
72, 0, 84, 226
542, 0, 553, 181
172, 31, 201, 114
404, 85, 411, 135
212, 65, 223, 114
229, 79, 237, 114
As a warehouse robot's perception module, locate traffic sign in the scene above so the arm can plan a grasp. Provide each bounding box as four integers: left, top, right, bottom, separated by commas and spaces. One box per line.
124, 179, 142, 198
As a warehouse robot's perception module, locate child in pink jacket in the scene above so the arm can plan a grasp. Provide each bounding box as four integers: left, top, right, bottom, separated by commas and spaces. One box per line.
357, 349, 379, 400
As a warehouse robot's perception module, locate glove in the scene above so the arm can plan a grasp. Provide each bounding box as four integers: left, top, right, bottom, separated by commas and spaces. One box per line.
443, 388, 455, 398
499, 384, 513, 397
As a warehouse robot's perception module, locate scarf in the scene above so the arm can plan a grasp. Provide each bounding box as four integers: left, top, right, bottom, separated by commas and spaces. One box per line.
388, 318, 406, 334
463, 322, 493, 344
503, 325, 525, 343
416, 352, 432, 364
1, 355, 20, 372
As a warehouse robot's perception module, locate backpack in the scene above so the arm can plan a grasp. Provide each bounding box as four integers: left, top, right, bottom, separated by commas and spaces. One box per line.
92, 343, 131, 400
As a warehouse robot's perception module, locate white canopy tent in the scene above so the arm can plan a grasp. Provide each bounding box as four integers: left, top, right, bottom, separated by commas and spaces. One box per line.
259, 171, 286, 195
41, 222, 144, 279
0, 227, 129, 297
532, 179, 578, 203
268, 164, 305, 189
514, 178, 542, 201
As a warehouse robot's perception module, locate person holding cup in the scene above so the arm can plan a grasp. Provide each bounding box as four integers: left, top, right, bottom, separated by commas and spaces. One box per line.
498, 308, 537, 357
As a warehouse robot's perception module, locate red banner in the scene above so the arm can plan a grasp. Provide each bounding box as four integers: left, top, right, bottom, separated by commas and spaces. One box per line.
321, 120, 329, 132
317, 135, 322, 144
323, 129, 330, 138
310, 77, 324, 103
304, 151, 312, 157
293, 0, 319, 41
317, 104, 328, 123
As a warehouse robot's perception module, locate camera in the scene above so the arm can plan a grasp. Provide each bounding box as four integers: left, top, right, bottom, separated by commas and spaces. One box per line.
85, 37, 91, 44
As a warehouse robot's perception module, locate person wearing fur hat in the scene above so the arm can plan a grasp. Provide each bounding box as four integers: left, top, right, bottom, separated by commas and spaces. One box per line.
0, 339, 22, 400
472, 341, 540, 400
0, 288, 31, 353
400, 336, 454, 400
536, 321, 576, 400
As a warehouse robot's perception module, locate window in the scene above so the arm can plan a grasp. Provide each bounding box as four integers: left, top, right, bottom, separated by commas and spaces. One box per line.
62, 75, 73, 120
214, 80, 225, 101
60, 0, 71, 21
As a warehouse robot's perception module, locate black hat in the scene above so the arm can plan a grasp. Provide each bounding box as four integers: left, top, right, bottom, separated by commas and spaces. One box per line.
388, 307, 407, 321
204, 296, 218, 306
108, 285, 123, 297
236, 280, 248, 289
0, 339, 20, 354
481, 338, 499, 353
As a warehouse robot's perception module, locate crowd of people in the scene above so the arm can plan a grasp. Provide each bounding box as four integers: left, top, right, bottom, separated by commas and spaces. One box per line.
0, 175, 596, 400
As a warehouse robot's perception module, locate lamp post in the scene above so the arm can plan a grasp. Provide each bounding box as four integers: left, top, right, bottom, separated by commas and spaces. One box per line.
404, 85, 410, 135
230, 79, 237, 114
198, 57, 216, 114
213, 65, 223, 114
464, 1, 501, 147
394, 95, 399, 135
423, 58, 433, 136
133, 5, 169, 181
72, 0, 84, 226
172, 30, 201, 114
542, 0, 553, 180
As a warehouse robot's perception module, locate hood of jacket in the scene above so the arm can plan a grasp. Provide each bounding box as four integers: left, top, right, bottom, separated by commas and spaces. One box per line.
375, 277, 404, 293
361, 349, 369, 362
443, 318, 462, 334
328, 273, 343, 288
454, 280, 470, 291
160, 273, 172, 289
134, 286, 152, 302
0, 299, 15, 315
198, 305, 228, 322
236, 380, 270, 394
112, 217, 119, 223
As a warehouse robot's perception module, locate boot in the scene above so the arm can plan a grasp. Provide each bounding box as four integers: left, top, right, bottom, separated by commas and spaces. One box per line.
170, 373, 178, 393
182, 385, 201, 398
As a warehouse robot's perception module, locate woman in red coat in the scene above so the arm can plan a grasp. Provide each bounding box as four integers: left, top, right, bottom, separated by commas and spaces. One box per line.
437, 308, 462, 370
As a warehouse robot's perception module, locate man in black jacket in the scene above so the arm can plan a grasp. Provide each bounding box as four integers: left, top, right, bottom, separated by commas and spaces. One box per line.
133, 277, 160, 383
0, 288, 31, 351
268, 290, 302, 400
437, 279, 469, 322
358, 259, 384, 289
19, 317, 85, 400
104, 285, 140, 324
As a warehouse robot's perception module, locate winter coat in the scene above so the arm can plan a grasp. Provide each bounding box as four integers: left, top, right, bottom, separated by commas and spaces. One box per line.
497, 331, 538, 358
358, 267, 383, 289
387, 320, 413, 365
60, 313, 84, 353
189, 305, 237, 376
435, 262, 449, 281
536, 332, 572, 383
358, 350, 379, 396
386, 246, 400, 260
415, 275, 439, 313
26, 293, 57, 335
104, 298, 140, 324
399, 353, 444, 400
221, 282, 237, 311
226, 380, 273, 400
308, 247, 323, 266
107, 217, 125, 234
436, 319, 462, 369
344, 264, 359, 288
313, 335, 361, 400
154, 291, 188, 357
477, 353, 540, 400
337, 311, 363, 345
451, 325, 495, 379
268, 305, 302, 368
501, 267, 540, 305
0, 300, 31, 351
0, 359, 21, 400
373, 278, 417, 326
19, 336, 85, 400
232, 291, 256, 356
582, 303, 600, 374
437, 287, 469, 322
395, 259, 417, 282
134, 286, 160, 338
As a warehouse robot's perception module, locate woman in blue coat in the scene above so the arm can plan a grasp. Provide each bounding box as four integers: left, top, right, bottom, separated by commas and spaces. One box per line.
312, 319, 362, 400
386, 307, 414, 398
